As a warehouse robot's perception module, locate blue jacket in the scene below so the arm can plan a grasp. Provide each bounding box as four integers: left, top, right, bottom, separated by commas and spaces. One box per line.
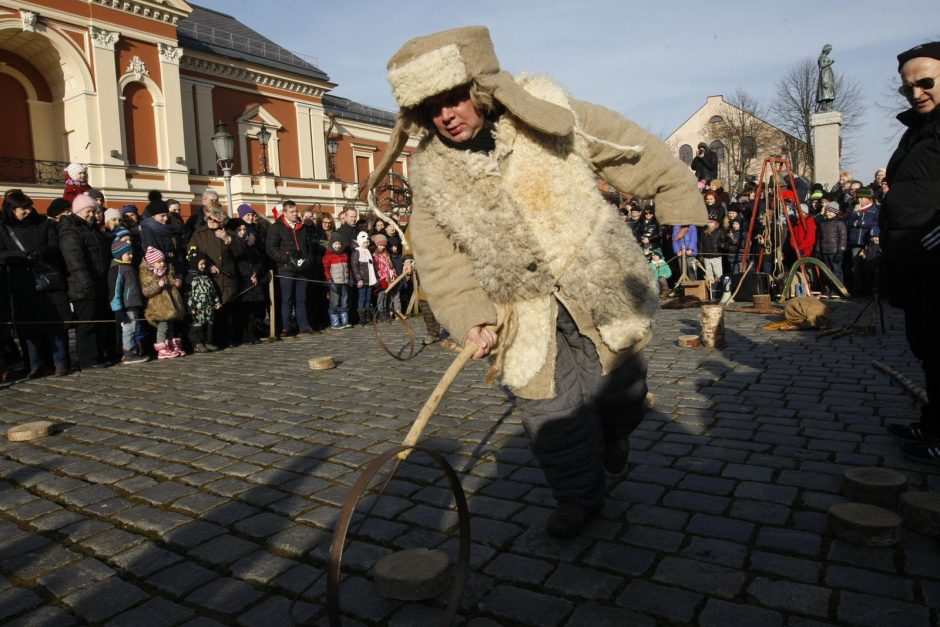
672, 224, 698, 256
846, 204, 880, 247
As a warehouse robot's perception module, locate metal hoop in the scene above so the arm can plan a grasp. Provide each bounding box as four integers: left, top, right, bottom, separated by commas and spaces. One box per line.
373, 310, 416, 361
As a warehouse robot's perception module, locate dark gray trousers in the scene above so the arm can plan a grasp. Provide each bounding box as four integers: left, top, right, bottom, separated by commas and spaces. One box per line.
516, 307, 648, 510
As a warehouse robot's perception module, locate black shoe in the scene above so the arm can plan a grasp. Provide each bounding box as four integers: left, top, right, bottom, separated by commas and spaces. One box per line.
547, 502, 599, 538
888, 422, 940, 444
899, 441, 940, 465
26, 367, 45, 380
603, 438, 630, 474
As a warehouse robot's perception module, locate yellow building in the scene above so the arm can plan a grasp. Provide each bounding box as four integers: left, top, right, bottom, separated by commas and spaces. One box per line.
0, 1, 412, 216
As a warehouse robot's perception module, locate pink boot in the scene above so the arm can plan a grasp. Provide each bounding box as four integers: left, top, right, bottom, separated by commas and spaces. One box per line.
171, 338, 187, 357
155, 342, 177, 360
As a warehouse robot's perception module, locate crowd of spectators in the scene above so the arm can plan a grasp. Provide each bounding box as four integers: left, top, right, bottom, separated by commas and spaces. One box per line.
0, 164, 409, 379
630, 166, 886, 300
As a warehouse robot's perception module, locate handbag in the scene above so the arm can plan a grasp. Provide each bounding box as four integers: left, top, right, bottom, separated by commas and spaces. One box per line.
5, 227, 65, 292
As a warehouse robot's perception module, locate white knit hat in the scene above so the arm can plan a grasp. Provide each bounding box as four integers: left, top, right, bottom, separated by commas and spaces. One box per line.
66, 162, 86, 179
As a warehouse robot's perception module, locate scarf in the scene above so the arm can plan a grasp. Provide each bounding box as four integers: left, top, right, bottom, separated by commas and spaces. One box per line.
357, 246, 377, 286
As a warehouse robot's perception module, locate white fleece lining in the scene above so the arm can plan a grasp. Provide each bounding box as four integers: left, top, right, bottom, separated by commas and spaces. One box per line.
388, 44, 470, 108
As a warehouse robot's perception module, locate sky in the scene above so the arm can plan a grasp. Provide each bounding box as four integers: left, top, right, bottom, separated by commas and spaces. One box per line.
196, 0, 938, 185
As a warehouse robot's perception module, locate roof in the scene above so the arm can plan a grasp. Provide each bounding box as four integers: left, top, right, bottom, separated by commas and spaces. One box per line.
667, 95, 799, 144
323, 94, 397, 129
178, 4, 330, 83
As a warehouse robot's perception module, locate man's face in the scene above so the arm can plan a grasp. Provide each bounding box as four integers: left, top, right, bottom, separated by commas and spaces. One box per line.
153, 213, 169, 224
284, 205, 299, 223
203, 191, 219, 205
900, 57, 940, 115
426, 87, 485, 143
344, 210, 358, 226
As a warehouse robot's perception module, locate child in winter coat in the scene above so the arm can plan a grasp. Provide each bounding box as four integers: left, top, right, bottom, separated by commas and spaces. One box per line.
699, 214, 727, 283
140, 246, 185, 359
108, 240, 148, 364
649, 248, 672, 297
185, 252, 221, 353
372, 233, 399, 320
63, 163, 91, 203
351, 231, 377, 323
322, 234, 351, 329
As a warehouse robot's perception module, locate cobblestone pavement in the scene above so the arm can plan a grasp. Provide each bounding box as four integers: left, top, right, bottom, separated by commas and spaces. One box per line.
0, 301, 937, 626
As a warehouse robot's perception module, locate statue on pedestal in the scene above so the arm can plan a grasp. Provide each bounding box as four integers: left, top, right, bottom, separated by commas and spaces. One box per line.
817, 44, 836, 112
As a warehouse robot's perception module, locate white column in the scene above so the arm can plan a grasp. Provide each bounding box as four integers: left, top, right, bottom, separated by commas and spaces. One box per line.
811, 111, 842, 191
89, 26, 125, 188
294, 102, 314, 179
311, 106, 328, 179
180, 79, 198, 174
158, 43, 189, 191
193, 82, 216, 175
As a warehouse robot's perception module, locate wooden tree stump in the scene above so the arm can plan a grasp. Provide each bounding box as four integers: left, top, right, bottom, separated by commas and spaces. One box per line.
841, 467, 908, 509
308, 356, 336, 370
700, 304, 725, 348
752, 294, 772, 309
677, 335, 701, 348
827, 502, 901, 546
373, 548, 451, 601
899, 491, 940, 539
6, 421, 55, 442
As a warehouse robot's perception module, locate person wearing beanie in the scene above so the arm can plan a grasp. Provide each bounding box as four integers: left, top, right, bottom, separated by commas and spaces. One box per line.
236, 204, 254, 220
58, 191, 116, 369
371, 232, 398, 321
141, 193, 183, 276
139, 246, 185, 359
322, 233, 351, 329
845, 187, 880, 295
881, 41, 940, 463
816, 201, 847, 289
364, 26, 705, 537
107, 239, 148, 365
187, 200, 244, 347
700, 212, 726, 284
63, 162, 91, 203
230, 218, 269, 344
264, 199, 321, 336
350, 229, 377, 324
46, 197, 72, 224
103, 207, 122, 233
184, 251, 221, 353
648, 248, 672, 297
691, 142, 718, 184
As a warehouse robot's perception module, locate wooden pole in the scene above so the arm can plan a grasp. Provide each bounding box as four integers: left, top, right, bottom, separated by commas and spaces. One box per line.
700, 304, 725, 348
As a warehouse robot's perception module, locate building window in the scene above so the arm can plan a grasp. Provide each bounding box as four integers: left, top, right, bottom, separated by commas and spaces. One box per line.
709, 140, 725, 163
743, 135, 757, 160
709, 115, 723, 125
679, 144, 693, 165
123, 83, 158, 167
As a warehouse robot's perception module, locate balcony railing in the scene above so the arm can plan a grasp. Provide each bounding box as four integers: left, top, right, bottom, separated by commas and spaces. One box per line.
178, 21, 319, 70
0, 157, 71, 186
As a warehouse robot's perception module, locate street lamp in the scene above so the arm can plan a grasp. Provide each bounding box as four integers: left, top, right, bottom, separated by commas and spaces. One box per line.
211, 120, 235, 216
257, 124, 271, 175
327, 135, 339, 180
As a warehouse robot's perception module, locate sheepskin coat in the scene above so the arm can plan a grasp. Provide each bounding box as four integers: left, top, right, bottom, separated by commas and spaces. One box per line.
409, 75, 705, 399
140, 265, 185, 326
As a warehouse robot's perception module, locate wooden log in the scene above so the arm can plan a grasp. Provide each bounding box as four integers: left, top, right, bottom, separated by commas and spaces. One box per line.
373, 548, 451, 601
6, 421, 55, 442
841, 467, 908, 509
827, 502, 901, 546
700, 304, 725, 348
899, 491, 940, 539
308, 356, 336, 370
752, 294, 772, 309
677, 335, 701, 348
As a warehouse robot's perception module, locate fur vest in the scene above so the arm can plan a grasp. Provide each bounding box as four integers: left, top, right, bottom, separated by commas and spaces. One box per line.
410, 75, 658, 398
140, 265, 185, 325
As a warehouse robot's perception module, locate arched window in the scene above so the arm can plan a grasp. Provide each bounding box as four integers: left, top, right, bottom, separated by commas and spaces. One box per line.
709, 115, 723, 124
123, 82, 157, 167
710, 140, 725, 162
679, 144, 693, 165
742, 135, 757, 160
0, 74, 34, 180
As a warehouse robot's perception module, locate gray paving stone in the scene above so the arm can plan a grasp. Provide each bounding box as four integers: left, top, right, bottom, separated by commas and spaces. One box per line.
749, 550, 821, 583
110, 543, 183, 578
698, 598, 784, 627
562, 604, 655, 627
615, 579, 703, 623
147, 561, 218, 598
230, 551, 296, 585
37, 557, 114, 597
0, 586, 42, 621
746, 577, 831, 617
482, 553, 554, 585
825, 565, 915, 601
105, 597, 195, 627
4, 605, 78, 627
185, 577, 263, 615
188, 534, 259, 567
652, 556, 747, 599
681, 536, 748, 568
755, 527, 822, 558
686, 513, 754, 541
235, 595, 318, 627
479, 584, 573, 626
62, 578, 149, 623
836, 591, 931, 627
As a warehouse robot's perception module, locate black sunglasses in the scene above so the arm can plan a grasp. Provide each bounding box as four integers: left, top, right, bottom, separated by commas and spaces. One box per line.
898, 75, 938, 97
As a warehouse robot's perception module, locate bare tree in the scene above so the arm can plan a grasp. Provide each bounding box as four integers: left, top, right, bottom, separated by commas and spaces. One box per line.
700, 89, 782, 193
771, 57, 865, 180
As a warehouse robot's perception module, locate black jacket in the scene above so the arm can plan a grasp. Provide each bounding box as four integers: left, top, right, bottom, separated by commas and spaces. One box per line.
881, 106, 940, 305
58, 213, 111, 301
0, 211, 71, 336
265, 218, 321, 276
691, 147, 718, 182
140, 216, 184, 274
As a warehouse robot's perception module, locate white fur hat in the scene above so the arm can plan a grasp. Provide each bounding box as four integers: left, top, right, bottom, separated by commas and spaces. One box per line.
66, 162, 86, 179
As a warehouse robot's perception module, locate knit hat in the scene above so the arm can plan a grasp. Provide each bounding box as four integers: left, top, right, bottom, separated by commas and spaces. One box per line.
855, 187, 873, 199
88, 188, 105, 202
650, 248, 664, 259
104, 208, 121, 223
365, 26, 580, 200
148, 201, 169, 216
121, 204, 138, 215
356, 231, 370, 245
111, 239, 132, 260
46, 198, 72, 219
372, 233, 388, 245
810, 190, 824, 200
112, 227, 131, 241
237, 204, 255, 219
65, 162, 86, 179
897, 41, 940, 71
825, 201, 840, 214
330, 234, 344, 247
144, 246, 164, 266
71, 193, 96, 213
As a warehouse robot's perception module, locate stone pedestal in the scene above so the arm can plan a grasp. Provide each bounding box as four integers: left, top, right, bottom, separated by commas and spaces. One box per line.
811, 111, 843, 189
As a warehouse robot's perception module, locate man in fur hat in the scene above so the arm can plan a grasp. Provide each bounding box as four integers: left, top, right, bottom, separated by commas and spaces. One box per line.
367, 26, 705, 536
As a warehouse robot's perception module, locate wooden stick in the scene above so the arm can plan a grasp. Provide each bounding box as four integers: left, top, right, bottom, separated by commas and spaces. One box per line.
398, 340, 479, 460
383, 270, 409, 294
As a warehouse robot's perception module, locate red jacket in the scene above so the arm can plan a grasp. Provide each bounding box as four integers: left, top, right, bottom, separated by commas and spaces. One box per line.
790, 216, 817, 258
322, 250, 349, 284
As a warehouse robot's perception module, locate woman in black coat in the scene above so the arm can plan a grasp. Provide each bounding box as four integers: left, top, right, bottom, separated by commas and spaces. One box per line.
0, 190, 71, 377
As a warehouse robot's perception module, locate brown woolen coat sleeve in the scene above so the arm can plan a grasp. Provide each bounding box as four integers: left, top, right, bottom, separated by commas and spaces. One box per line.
409, 203, 497, 342
570, 98, 707, 227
